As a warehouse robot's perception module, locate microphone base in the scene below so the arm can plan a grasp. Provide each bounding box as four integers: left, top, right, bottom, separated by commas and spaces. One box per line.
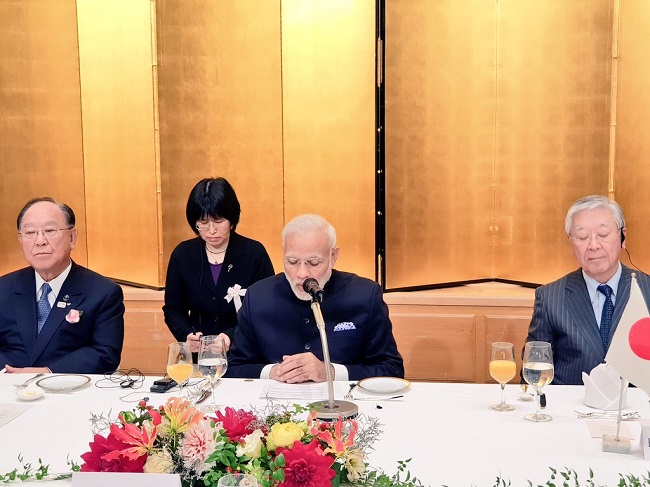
309, 400, 359, 420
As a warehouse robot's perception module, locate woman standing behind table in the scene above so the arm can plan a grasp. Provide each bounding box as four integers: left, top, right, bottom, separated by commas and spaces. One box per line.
164, 177, 274, 353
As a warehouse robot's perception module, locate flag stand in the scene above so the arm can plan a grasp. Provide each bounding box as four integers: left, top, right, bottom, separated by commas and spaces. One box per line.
602, 376, 631, 453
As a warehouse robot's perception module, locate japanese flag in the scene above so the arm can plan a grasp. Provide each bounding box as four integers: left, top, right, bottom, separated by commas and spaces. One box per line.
605, 273, 650, 393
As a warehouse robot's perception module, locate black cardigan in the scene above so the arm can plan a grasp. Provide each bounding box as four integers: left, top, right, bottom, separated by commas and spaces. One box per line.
163, 232, 274, 342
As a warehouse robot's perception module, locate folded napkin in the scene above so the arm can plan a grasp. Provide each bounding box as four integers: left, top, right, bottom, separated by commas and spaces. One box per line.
582, 363, 628, 410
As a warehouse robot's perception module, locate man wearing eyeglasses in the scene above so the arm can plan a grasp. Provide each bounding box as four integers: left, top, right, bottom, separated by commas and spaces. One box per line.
0, 197, 124, 374
226, 214, 404, 382
525, 195, 650, 385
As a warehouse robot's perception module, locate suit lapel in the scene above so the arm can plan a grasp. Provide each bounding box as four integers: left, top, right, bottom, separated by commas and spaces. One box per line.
14, 270, 38, 361
564, 270, 605, 357
32, 265, 86, 361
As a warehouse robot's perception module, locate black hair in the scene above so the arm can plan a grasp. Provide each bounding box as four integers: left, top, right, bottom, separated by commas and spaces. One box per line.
185, 177, 241, 234
17, 197, 76, 230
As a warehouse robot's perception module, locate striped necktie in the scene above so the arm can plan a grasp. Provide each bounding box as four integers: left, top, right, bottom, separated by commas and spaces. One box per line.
597, 284, 613, 351
37, 282, 52, 334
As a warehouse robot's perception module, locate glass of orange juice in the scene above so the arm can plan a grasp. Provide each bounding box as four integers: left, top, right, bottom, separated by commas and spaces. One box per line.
167, 342, 193, 397
489, 342, 516, 411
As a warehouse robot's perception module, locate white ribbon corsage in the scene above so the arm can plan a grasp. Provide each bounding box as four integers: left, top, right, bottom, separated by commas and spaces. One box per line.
65, 309, 83, 324
224, 284, 246, 312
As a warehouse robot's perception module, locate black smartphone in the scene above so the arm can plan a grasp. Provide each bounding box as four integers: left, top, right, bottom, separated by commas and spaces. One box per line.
150, 377, 177, 393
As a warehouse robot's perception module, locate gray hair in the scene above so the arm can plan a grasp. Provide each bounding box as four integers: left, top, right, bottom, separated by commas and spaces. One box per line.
282, 214, 337, 249
17, 197, 76, 230
564, 195, 625, 236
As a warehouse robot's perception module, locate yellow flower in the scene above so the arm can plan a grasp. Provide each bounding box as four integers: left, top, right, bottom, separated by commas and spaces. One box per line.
266, 422, 304, 451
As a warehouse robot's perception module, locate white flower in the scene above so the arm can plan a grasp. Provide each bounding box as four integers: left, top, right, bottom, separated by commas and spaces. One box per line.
235, 429, 265, 459
144, 448, 174, 474
179, 420, 221, 473
345, 448, 366, 482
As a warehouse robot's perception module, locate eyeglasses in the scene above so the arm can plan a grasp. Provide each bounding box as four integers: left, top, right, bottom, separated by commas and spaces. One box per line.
284, 257, 327, 269
19, 227, 73, 240
569, 230, 618, 245
195, 219, 229, 232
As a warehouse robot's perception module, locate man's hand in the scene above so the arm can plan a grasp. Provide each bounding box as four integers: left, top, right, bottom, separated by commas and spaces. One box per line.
186, 332, 203, 353
5, 365, 51, 374
269, 353, 334, 383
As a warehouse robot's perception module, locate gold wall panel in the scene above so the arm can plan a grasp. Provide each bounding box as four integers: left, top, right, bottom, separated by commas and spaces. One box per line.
282, 0, 376, 279
156, 0, 285, 276
0, 0, 87, 276
495, 0, 612, 284
386, 0, 613, 289
385, 0, 496, 288
614, 0, 650, 272
77, 0, 161, 286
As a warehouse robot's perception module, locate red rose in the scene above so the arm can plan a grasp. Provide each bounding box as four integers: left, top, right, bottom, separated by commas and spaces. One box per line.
276, 440, 335, 487
80, 433, 147, 473
213, 407, 258, 442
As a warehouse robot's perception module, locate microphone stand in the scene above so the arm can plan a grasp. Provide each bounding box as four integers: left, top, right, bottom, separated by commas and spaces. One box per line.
308, 297, 358, 420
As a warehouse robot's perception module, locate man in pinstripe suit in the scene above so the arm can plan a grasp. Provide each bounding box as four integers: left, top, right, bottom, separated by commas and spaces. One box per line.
526, 195, 650, 385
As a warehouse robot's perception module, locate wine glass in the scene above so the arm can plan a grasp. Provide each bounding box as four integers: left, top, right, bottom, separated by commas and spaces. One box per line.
217, 473, 258, 487
198, 335, 228, 412
489, 342, 516, 411
522, 341, 554, 422
166, 342, 194, 397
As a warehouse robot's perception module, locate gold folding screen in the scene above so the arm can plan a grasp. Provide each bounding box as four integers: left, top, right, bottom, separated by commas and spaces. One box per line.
0, 0, 87, 274
77, 0, 161, 286
385, 0, 614, 289
614, 0, 650, 267
2, 0, 650, 289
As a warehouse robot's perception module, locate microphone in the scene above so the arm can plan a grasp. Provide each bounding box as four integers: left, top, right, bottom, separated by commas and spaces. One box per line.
302, 278, 324, 303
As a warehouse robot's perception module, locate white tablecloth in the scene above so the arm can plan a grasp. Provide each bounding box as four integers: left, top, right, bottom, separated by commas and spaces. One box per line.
0, 374, 648, 486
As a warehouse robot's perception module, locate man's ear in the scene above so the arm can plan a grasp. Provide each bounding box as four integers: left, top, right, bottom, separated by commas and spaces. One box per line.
330, 246, 340, 266
69, 228, 78, 250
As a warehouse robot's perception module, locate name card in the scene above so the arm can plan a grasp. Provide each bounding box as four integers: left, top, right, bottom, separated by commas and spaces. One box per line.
72, 472, 181, 487
641, 420, 650, 461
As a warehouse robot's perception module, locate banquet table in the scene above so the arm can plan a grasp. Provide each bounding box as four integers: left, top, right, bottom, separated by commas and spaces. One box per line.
0, 374, 649, 486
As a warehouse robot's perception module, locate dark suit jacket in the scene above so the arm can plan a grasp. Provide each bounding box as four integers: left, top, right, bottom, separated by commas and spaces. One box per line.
163, 233, 274, 342
226, 270, 405, 381
0, 262, 124, 373
526, 265, 650, 385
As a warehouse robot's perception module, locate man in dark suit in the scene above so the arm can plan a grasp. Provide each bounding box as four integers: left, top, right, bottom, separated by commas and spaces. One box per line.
526, 195, 650, 385
0, 197, 124, 374
227, 214, 404, 382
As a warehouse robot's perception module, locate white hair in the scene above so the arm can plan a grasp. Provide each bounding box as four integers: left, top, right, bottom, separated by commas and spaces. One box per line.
282, 214, 336, 249
565, 195, 625, 236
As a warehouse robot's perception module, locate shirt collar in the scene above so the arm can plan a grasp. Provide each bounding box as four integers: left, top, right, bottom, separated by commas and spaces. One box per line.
34, 261, 73, 300
582, 262, 622, 301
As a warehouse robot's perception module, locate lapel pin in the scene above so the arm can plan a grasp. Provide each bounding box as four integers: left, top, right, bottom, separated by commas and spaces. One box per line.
228, 264, 233, 273
57, 302, 67, 308
63, 295, 70, 302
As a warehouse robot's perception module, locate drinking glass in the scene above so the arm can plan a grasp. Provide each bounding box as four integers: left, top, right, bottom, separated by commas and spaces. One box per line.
198, 335, 228, 412
522, 341, 554, 422
217, 473, 258, 487
166, 342, 193, 397
488, 342, 516, 411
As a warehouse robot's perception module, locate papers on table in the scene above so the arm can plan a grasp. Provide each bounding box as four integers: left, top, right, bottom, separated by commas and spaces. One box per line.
0, 403, 33, 429
260, 382, 328, 400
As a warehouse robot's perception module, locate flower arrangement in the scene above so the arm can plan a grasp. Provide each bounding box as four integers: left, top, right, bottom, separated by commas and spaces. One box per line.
78, 396, 419, 487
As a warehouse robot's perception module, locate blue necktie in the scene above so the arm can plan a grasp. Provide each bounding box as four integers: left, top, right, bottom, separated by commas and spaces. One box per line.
37, 283, 52, 334
597, 284, 614, 351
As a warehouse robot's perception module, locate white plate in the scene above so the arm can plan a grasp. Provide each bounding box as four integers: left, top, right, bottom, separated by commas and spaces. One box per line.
357, 377, 410, 395
36, 374, 91, 392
